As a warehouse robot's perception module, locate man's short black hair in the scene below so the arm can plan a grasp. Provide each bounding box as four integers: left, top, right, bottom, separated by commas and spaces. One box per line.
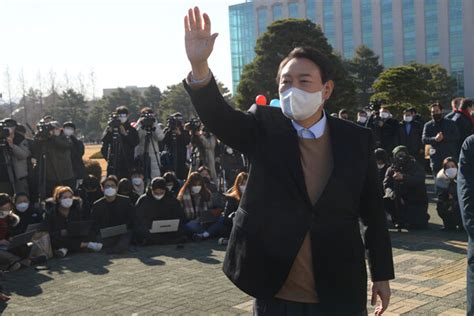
116, 106, 129, 114
131, 167, 144, 176
101, 175, 119, 187
405, 107, 417, 114
357, 110, 367, 116
0, 193, 12, 207
430, 102, 443, 111
339, 109, 348, 115
460, 98, 473, 110
63, 121, 76, 129
277, 47, 334, 84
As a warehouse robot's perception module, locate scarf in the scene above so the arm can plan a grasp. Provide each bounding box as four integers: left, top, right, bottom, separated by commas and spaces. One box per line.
181, 189, 209, 220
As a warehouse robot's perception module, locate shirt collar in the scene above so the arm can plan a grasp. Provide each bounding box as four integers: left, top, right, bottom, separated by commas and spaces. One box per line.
291, 112, 327, 139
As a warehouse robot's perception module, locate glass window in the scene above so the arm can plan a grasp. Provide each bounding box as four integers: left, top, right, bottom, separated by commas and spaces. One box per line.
403, 0, 416, 63
360, 0, 373, 49
323, 0, 335, 48
381, 0, 394, 66
288, 2, 299, 18
342, 0, 353, 58
272, 3, 283, 21
425, 0, 439, 64
449, 0, 464, 95
305, 0, 316, 23
257, 7, 268, 35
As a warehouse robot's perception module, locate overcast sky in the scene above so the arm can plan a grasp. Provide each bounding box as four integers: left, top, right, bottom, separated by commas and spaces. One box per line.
0, 0, 245, 100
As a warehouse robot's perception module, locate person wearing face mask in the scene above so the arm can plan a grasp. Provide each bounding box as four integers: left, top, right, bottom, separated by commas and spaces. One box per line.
91, 176, 134, 254
130, 168, 146, 196
219, 172, 248, 246
451, 98, 474, 156
45, 186, 102, 258
118, 178, 140, 205
178, 172, 224, 241
63, 122, 85, 189
0, 193, 23, 272
383, 146, 429, 230
183, 8, 394, 315
163, 171, 183, 197
31, 120, 75, 198
423, 103, 460, 181
11, 192, 43, 236
369, 107, 400, 156
134, 177, 186, 245
219, 145, 245, 189
374, 149, 389, 186
435, 157, 463, 231
356, 110, 368, 127
398, 108, 424, 164
76, 174, 103, 220
100, 106, 139, 180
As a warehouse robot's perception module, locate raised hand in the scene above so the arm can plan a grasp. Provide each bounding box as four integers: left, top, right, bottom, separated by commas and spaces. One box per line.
184, 7, 218, 79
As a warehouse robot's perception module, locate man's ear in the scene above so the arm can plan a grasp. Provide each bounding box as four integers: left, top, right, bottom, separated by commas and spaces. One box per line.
323, 80, 334, 101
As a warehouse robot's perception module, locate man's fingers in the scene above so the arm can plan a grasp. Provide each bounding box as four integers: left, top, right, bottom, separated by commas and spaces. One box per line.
381, 291, 390, 312
188, 8, 196, 30
194, 7, 202, 30
184, 16, 190, 33
211, 33, 219, 44
203, 13, 211, 32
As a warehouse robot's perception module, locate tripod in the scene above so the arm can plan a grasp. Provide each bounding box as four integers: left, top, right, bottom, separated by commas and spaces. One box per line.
143, 129, 162, 188
36, 142, 47, 203
0, 142, 17, 195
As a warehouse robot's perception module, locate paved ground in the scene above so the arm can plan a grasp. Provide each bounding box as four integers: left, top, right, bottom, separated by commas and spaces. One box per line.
0, 178, 469, 315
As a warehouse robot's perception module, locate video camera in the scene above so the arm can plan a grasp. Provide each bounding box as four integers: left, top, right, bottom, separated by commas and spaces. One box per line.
107, 113, 122, 131
185, 118, 201, 133
34, 121, 55, 140
167, 116, 181, 131
369, 99, 383, 112
0, 123, 10, 146
140, 112, 156, 131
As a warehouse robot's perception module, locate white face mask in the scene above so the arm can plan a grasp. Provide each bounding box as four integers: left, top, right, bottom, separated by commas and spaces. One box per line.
60, 198, 73, 208
191, 186, 202, 194
445, 168, 457, 179
358, 117, 367, 124
63, 128, 74, 136
104, 187, 117, 197
166, 185, 173, 191
132, 177, 143, 186
279, 86, 325, 121
377, 163, 386, 170
380, 112, 390, 119
16, 202, 29, 213
153, 193, 165, 200
239, 185, 246, 193
54, 129, 61, 136
226, 148, 233, 155
403, 115, 413, 123
119, 115, 128, 123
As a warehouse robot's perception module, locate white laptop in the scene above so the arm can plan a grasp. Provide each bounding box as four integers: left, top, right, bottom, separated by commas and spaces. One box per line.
149, 219, 180, 234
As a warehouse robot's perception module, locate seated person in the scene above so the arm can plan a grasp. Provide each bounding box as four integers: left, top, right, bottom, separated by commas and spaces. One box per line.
198, 166, 218, 193
118, 178, 140, 205
163, 172, 182, 197
177, 172, 224, 241
220, 172, 248, 245
46, 186, 102, 258
134, 177, 186, 245
436, 157, 463, 231
76, 174, 103, 220
12, 192, 43, 236
0, 194, 22, 271
131, 168, 146, 196
91, 176, 134, 254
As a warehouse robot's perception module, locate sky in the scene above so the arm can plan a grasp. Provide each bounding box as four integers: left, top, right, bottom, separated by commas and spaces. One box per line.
0, 0, 245, 100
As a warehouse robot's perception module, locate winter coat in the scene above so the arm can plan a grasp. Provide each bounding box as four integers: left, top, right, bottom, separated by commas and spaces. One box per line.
32, 134, 74, 182
423, 118, 460, 173
68, 136, 86, 180
135, 122, 165, 178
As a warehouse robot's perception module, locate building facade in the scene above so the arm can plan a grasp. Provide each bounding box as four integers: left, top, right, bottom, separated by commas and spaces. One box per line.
229, 0, 473, 97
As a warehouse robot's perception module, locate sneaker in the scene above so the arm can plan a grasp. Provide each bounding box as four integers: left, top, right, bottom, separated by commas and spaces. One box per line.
86, 242, 103, 252
54, 248, 68, 258
218, 238, 229, 246
8, 262, 21, 272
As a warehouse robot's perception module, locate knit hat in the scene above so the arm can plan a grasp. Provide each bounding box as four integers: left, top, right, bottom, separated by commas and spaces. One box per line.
151, 177, 167, 190
392, 146, 409, 158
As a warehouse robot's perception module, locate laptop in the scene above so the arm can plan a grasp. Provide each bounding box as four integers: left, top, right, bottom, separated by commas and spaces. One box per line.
149, 219, 180, 234
67, 221, 94, 237
199, 210, 220, 224
26, 223, 43, 232
100, 224, 128, 239
8, 230, 36, 250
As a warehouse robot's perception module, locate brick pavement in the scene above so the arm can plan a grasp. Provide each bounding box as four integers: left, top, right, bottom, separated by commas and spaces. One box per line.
0, 181, 469, 315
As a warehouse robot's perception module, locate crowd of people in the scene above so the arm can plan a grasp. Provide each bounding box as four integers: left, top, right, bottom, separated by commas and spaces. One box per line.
0, 94, 472, 301
337, 97, 474, 230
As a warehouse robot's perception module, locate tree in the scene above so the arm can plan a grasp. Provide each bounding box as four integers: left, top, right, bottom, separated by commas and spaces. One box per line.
49, 89, 88, 131
235, 19, 355, 112
144, 85, 162, 111
372, 63, 456, 117
347, 45, 383, 108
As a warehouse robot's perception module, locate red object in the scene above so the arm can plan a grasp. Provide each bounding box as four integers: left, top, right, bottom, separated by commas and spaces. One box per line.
256, 95, 267, 106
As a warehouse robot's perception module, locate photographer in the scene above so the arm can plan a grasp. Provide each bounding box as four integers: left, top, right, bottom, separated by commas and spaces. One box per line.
134, 107, 165, 181
100, 106, 139, 180
63, 122, 85, 189
368, 106, 399, 155
383, 146, 429, 229
162, 113, 191, 180
0, 118, 31, 195
398, 108, 424, 163
32, 120, 75, 198
219, 145, 245, 188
